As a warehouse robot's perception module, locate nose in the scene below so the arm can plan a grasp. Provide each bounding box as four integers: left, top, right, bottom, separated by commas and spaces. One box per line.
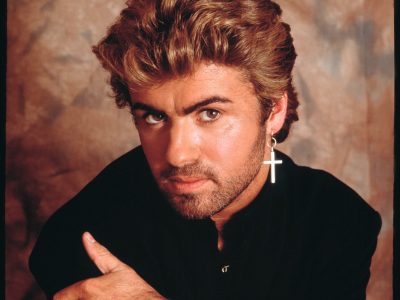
165, 121, 200, 167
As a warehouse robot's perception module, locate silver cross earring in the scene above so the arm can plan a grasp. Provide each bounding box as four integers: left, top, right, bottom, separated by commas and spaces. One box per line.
262, 135, 282, 184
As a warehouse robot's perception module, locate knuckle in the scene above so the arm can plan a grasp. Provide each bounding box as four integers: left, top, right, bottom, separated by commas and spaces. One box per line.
80, 279, 94, 293
97, 250, 110, 258
96, 245, 111, 257
53, 288, 68, 299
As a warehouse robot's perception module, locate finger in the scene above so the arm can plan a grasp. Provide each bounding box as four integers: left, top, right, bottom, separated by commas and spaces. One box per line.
82, 232, 128, 274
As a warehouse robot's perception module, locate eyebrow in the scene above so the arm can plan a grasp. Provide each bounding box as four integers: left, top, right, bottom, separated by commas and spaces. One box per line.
131, 96, 232, 115
131, 102, 162, 114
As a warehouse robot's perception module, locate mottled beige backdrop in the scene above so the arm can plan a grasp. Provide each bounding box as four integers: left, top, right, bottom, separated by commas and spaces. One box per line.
6, 0, 394, 299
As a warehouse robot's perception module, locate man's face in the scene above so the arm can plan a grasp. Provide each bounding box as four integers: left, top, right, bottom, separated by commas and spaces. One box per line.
132, 63, 269, 219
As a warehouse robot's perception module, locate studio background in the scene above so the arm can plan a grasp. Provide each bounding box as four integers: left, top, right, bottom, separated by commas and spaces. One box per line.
6, 0, 394, 299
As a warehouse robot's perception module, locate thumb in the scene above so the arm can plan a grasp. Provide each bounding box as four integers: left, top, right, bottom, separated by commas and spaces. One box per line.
82, 231, 129, 274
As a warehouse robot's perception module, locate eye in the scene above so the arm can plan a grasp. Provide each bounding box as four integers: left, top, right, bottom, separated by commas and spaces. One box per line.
199, 109, 221, 122
144, 112, 165, 125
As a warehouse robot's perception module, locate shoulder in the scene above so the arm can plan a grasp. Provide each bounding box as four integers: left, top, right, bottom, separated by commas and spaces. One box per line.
278, 151, 381, 235
31, 146, 157, 236
45, 146, 152, 223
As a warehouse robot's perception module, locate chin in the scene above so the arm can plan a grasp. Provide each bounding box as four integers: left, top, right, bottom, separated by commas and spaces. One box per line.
166, 193, 230, 220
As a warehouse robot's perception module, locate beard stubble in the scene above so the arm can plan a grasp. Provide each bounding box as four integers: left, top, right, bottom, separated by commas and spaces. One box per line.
159, 127, 267, 219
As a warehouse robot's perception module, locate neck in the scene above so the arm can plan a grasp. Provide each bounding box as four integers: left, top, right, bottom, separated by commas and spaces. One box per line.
210, 164, 269, 251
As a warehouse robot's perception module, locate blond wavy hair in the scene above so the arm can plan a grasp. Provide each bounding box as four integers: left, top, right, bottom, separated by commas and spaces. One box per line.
93, 0, 299, 142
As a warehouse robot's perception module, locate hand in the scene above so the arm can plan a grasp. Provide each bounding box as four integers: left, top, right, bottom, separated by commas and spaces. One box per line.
53, 232, 166, 300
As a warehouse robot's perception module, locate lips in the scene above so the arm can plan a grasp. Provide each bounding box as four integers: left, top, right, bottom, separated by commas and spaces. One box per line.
166, 176, 209, 193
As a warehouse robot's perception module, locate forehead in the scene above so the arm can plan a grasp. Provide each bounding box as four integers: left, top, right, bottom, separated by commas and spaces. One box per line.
131, 63, 256, 108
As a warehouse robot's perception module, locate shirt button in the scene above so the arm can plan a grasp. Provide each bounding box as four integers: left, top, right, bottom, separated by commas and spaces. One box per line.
221, 265, 230, 273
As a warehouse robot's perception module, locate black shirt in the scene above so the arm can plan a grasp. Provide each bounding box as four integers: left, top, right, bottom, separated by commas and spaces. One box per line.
29, 146, 381, 299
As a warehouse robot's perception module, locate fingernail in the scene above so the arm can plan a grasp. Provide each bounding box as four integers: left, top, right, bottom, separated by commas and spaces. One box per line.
85, 232, 96, 243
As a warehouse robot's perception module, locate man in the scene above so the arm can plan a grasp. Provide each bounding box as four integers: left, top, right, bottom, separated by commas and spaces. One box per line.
29, 0, 381, 299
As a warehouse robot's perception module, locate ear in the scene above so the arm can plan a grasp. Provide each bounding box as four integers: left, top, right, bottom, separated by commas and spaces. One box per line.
266, 92, 288, 135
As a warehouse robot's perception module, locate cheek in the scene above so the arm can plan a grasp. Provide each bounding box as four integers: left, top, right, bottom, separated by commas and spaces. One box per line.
202, 118, 261, 163
138, 131, 166, 172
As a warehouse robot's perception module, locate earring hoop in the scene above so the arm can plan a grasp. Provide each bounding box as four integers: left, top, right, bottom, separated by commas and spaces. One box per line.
267, 136, 277, 150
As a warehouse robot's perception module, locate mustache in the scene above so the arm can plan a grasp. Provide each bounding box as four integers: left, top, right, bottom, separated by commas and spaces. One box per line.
160, 163, 217, 182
